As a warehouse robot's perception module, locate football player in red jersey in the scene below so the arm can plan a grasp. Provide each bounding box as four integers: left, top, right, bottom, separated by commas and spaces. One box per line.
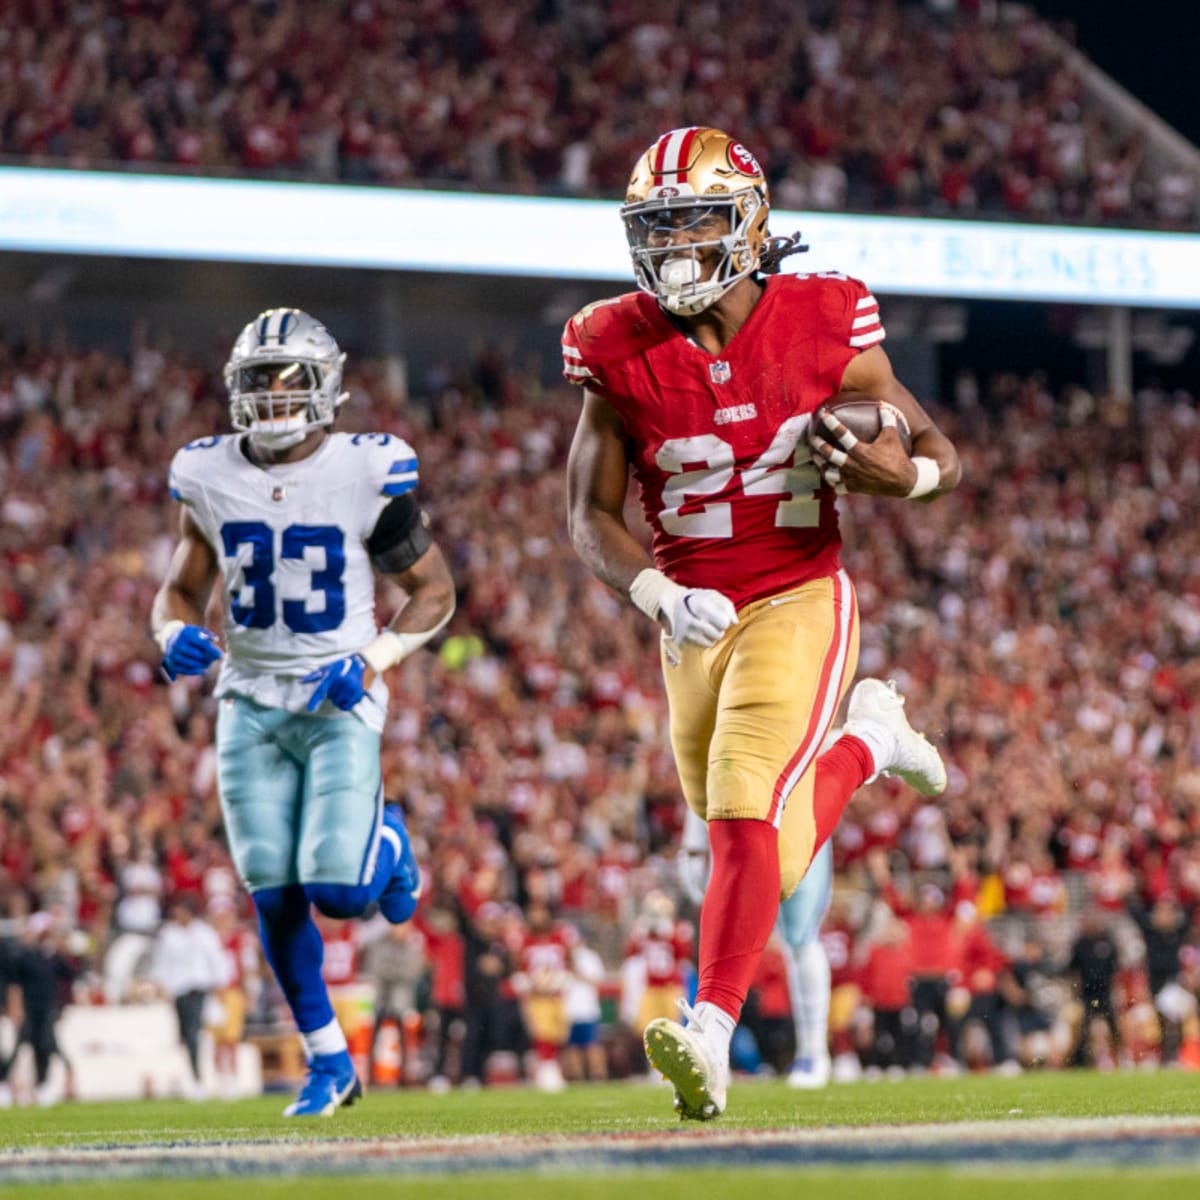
564, 126, 961, 1119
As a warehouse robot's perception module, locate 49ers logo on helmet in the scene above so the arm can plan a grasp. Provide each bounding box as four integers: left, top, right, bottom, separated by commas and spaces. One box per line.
727, 142, 762, 177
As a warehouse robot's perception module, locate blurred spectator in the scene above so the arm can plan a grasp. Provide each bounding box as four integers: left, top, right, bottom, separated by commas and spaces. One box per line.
740, 932, 796, 1077
946, 899, 1013, 1071
417, 906, 467, 1089
561, 935, 607, 1082
1068, 910, 1120, 1069
460, 901, 524, 1086
857, 913, 915, 1073
998, 938, 1071, 1070
149, 895, 230, 1100
207, 896, 258, 1099
361, 920, 428, 1087
1126, 893, 1195, 1064
1, 912, 79, 1106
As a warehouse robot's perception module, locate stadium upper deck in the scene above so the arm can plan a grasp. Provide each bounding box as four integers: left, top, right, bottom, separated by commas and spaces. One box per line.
0, 0, 1194, 229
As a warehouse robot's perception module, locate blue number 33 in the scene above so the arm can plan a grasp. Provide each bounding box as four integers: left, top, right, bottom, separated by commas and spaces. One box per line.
220, 522, 345, 633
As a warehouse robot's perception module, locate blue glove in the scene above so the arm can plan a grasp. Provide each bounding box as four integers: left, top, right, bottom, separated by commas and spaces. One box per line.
162, 624, 223, 681
303, 655, 368, 712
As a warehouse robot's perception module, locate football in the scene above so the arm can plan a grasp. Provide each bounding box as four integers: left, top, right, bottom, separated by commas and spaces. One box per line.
813, 392, 913, 456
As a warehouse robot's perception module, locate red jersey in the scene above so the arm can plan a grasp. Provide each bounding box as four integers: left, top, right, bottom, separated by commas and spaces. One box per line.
219, 926, 256, 990
625, 918, 695, 987
562, 274, 885, 608
520, 926, 576, 995
320, 922, 359, 987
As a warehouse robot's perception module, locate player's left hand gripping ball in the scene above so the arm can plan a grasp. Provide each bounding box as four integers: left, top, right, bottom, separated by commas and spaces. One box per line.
303, 655, 369, 712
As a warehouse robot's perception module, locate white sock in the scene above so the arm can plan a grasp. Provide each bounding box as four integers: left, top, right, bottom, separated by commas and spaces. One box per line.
783, 940, 831, 1063
693, 1000, 737, 1061
302, 1017, 348, 1060
844, 723, 891, 781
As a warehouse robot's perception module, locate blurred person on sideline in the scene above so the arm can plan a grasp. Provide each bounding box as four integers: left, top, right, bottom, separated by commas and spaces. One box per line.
150, 309, 455, 1115
361, 919, 428, 1086
151, 895, 230, 1100
1, 913, 80, 1107
565, 124, 957, 1119
561, 933, 608, 1083
206, 896, 259, 1099
1069, 909, 1121, 1069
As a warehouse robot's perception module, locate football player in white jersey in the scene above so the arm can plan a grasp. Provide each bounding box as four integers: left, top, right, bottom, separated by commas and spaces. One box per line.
151, 309, 456, 1116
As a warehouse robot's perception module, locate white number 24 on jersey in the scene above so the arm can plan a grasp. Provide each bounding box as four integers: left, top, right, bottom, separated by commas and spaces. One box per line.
656, 415, 820, 538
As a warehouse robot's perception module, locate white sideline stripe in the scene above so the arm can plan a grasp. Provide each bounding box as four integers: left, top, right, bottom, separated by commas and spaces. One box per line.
7, 1114, 1199, 1185
849, 329, 886, 347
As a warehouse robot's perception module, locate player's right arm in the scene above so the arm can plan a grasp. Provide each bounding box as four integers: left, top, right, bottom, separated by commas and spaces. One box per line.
566, 389, 647, 595
566, 388, 737, 649
150, 507, 223, 678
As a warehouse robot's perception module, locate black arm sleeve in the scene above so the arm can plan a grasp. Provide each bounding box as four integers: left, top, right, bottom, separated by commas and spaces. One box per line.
366, 493, 432, 575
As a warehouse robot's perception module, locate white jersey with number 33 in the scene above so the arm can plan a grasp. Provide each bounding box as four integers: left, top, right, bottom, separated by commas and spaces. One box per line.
167, 431, 418, 728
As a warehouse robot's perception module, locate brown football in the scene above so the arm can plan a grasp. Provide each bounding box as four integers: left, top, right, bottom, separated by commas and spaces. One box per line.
812, 392, 913, 456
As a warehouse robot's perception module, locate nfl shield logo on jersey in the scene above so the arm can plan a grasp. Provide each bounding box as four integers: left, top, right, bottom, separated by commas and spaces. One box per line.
272, 485, 286, 502
709, 360, 732, 385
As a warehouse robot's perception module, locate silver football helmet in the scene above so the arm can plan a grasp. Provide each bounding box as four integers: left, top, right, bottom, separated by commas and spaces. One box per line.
224, 308, 348, 451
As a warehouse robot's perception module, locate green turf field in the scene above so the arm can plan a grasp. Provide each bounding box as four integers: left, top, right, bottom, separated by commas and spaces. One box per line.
2, 1071, 1198, 1198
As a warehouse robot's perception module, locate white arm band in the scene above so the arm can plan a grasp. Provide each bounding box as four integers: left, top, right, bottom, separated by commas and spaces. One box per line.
629, 567, 685, 622
154, 619, 185, 654
361, 607, 453, 674
906, 456, 941, 499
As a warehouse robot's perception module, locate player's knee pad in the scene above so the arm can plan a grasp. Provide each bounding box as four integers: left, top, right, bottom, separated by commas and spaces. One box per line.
236, 834, 294, 894
306, 881, 371, 920
705, 759, 771, 822
301, 826, 370, 884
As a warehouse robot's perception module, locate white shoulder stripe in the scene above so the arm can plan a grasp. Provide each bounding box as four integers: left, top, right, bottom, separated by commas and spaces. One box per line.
851, 313, 882, 330
849, 328, 887, 348
562, 344, 583, 359
564, 363, 595, 379
855, 295, 878, 310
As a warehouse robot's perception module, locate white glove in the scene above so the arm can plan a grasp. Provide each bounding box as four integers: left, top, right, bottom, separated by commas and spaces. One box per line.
629, 568, 738, 648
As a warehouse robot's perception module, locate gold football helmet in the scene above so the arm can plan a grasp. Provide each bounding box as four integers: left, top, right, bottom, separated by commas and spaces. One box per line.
621, 126, 770, 315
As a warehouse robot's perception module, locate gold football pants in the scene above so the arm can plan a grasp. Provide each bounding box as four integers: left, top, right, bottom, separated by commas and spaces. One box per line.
662, 569, 859, 899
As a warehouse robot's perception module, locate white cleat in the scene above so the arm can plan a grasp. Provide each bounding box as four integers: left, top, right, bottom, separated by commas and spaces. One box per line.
644, 1003, 728, 1121
787, 1053, 832, 1090
844, 679, 947, 797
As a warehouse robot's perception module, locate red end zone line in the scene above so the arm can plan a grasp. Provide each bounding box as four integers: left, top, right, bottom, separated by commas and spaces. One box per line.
6, 1117, 1200, 1172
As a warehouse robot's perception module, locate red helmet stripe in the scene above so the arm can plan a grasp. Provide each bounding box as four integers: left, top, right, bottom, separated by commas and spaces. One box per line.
651, 126, 700, 185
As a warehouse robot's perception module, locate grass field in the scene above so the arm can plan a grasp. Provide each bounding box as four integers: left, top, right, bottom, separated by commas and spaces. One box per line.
3, 1070, 1199, 1198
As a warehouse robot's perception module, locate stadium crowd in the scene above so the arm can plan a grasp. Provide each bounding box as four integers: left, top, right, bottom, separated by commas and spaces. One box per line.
1, 0, 1195, 228
1, 330, 1198, 1096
